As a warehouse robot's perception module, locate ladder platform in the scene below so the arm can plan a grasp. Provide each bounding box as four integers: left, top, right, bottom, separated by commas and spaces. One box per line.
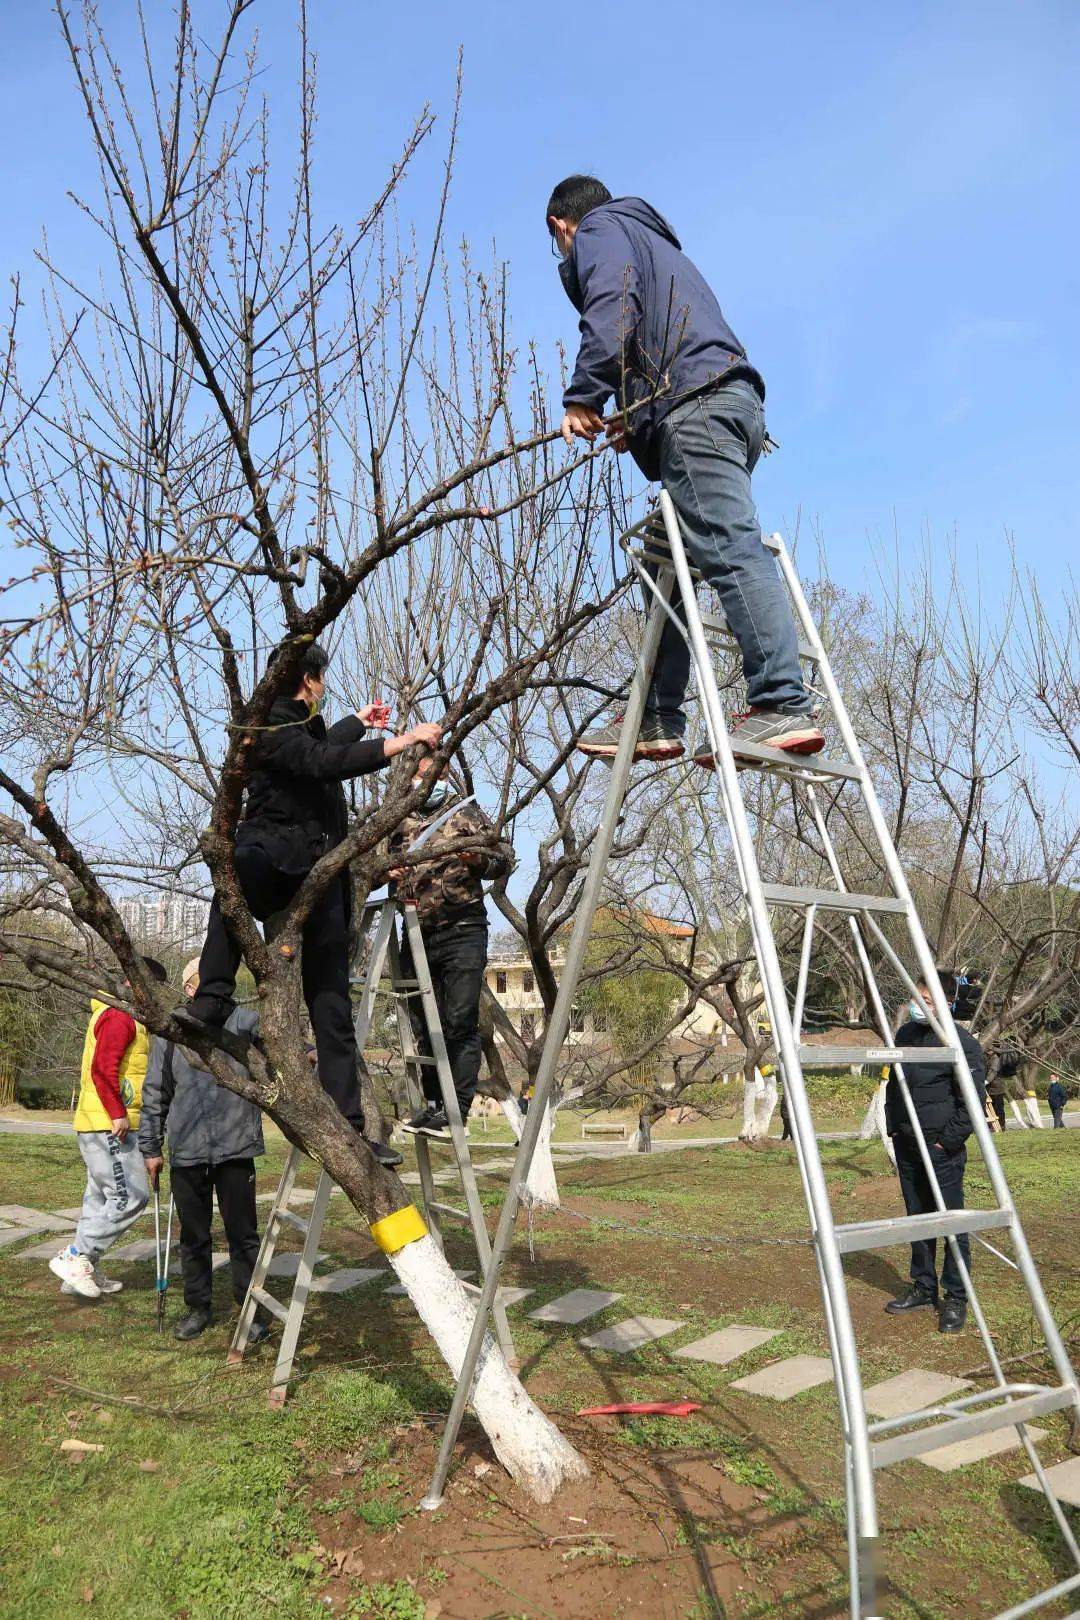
799, 1043, 959, 1067
869, 1384, 1076, 1470
250, 1285, 289, 1324
834, 1207, 1012, 1255
727, 738, 861, 781
764, 882, 907, 914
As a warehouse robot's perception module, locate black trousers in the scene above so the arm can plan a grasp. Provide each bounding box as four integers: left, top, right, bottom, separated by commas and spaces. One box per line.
189, 849, 365, 1135
1051, 1106, 1065, 1129
895, 1146, 969, 1302
990, 1094, 1007, 1132
171, 1158, 261, 1312
400, 919, 487, 1113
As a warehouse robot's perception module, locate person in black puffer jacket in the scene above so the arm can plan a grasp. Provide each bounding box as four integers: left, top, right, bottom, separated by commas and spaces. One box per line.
884, 970, 986, 1333
188, 642, 441, 1162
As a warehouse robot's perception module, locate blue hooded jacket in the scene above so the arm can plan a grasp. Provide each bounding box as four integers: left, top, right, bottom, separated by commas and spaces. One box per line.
559, 197, 764, 480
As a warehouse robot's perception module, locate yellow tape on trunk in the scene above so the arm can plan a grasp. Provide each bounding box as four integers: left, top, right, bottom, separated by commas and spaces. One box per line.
369, 1204, 428, 1255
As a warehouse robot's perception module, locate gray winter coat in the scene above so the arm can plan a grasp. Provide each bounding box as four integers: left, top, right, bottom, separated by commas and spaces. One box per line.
138, 1005, 264, 1167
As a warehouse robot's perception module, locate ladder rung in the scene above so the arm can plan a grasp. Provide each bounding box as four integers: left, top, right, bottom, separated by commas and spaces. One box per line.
701, 610, 818, 665
276, 1210, 310, 1235
870, 1385, 1076, 1469
763, 882, 908, 914
249, 1286, 289, 1324
428, 1200, 471, 1223
834, 1207, 1012, 1255
798, 1043, 959, 1068
403, 1054, 439, 1066
726, 737, 861, 781
997, 1572, 1080, 1620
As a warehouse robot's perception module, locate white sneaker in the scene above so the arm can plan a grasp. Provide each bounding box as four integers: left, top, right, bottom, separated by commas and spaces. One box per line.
62, 1266, 122, 1297
49, 1245, 102, 1300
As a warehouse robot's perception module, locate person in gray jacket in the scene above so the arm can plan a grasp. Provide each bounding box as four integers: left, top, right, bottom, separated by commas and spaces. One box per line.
140, 958, 268, 1342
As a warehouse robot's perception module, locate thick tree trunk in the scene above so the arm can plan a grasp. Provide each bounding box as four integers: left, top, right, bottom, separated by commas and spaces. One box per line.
859, 1080, 896, 1165
740, 1066, 778, 1143
234, 1044, 587, 1502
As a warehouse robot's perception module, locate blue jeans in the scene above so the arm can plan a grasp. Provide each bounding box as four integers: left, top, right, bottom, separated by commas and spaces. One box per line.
646, 381, 811, 731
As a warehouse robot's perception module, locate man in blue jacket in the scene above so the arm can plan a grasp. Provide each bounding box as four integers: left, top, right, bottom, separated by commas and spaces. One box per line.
884, 971, 986, 1334
547, 175, 823, 761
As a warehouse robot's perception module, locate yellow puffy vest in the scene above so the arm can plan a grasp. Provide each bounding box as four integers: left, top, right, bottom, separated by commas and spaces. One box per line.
73, 1000, 150, 1132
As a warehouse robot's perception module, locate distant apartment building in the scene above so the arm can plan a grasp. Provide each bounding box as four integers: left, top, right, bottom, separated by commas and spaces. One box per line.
485, 912, 733, 1048
117, 892, 210, 951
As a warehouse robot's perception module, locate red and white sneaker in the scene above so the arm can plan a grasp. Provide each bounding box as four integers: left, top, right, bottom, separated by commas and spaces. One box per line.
694, 708, 825, 768
62, 1266, 123, 1297
577, 715, 685, 760
49, 1244, 102, 1299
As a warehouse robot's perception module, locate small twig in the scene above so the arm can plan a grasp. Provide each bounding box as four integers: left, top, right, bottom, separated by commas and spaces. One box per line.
43, 1375, 205, 1418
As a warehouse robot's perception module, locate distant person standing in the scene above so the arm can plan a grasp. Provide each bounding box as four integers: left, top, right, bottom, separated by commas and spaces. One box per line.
139, 959, 270, 1343
49, 960, 166, 1300
884, 971, 986, 1334
1048, 1074, 1067, 1130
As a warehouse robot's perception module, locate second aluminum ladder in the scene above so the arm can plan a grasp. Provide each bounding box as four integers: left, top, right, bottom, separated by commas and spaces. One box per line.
419, 493, 1080, 1619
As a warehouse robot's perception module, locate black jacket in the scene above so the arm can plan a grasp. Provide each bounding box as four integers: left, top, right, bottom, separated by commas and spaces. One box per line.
559, 197, 764, 480
885, 1020, 986, 1156
238, 697, 388, 876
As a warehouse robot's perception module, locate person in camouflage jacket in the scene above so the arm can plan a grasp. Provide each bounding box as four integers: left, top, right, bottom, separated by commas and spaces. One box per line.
390, 762, 514, 1131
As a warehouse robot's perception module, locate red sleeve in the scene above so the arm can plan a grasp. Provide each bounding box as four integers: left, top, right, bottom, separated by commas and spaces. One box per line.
90, 1008, 137, 1120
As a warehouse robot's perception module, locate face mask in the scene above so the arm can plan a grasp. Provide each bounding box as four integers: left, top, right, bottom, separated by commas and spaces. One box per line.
908, 998, 929, 1023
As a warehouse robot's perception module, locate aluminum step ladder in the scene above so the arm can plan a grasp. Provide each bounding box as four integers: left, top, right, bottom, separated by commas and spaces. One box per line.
228, 897, 514, 1404
420, 492, 1080, 1619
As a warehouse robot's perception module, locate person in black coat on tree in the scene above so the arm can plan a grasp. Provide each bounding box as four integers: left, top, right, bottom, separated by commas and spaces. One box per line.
884, 970, 986, 1334
188, 643, 442, 1165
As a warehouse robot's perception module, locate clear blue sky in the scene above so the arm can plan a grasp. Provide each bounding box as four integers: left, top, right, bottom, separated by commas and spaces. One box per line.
3, 0, 1077, 602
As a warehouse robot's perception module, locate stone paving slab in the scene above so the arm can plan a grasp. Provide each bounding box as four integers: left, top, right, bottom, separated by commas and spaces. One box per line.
52, 1207, 86, 1220
579, 1316, 686, 1354
461, 1282, 534, 1309
266, 1252, 328, 1278
12, 1236, 69, 1258
385, 1269, 473, 1297
920, 1424, 1047, 1472
730, 1355, 834, 1401
673, 1325, 783, 1366
529, 1288, 623, 1326
0, 1227, 37, 1249
1019, 1454, 1080, 1506
863, 1369, 973, 1419
308, 1267, 384, 1294
0, 1205, 76, 1230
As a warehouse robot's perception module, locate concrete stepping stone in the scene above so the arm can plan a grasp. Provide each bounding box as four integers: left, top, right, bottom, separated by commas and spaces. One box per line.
13, 1236, 70, 1258
529, 1288, 623, 1326
309, 1266, 384, 1294
579, 1316, 686, 1354
462, 1282, 534, 1309
267, 1251, 328, 1278
52, 1207, 86, 1220
1019, 1454, 1080, 1506
731, 1355, 834, 1401
863, 1369, 973, 1419
673, 1325, 783, 1366
0, 1227, 39, 1250
920, 1425, 1047, 1472
0, 1205, 75, 1230
385, 1269, 473, 1296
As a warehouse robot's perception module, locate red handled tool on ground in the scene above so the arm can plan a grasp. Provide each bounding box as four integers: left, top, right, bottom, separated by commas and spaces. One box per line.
578, 1401, 703, 1418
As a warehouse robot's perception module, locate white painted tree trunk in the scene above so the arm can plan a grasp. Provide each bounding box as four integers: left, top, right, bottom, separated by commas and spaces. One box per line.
859, 1080, 897, 1166
1009, 1098, 1030, 1129
387, 1233, 588, 1501
1023, 1093, 1044, 1128
499, 1095, 560, 1210
740, 1068, 779, 1142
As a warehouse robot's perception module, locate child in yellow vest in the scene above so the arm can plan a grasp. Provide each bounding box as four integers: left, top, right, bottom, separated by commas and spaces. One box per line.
49, 958, 167, 1300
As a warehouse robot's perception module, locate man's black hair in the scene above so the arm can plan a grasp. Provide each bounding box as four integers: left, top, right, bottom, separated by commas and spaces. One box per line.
141, 956, 168, 984
545, 175, 612, 230
918, 968, 958, 1002
267, 641, 330, 681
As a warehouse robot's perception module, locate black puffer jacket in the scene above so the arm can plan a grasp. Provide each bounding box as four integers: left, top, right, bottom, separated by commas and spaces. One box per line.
885, 1020, 986, 1156
237, 698, 388, 876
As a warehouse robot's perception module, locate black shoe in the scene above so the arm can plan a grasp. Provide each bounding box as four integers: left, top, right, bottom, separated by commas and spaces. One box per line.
406, 1105, 436, 1131
418, 1107, 451, 1134
884, 1284, 937, 1315
939, 1298, 967, 1334
173, 1308, 212, 1341
368, 1138, 404, 1168
247, 1318, 271, 1346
